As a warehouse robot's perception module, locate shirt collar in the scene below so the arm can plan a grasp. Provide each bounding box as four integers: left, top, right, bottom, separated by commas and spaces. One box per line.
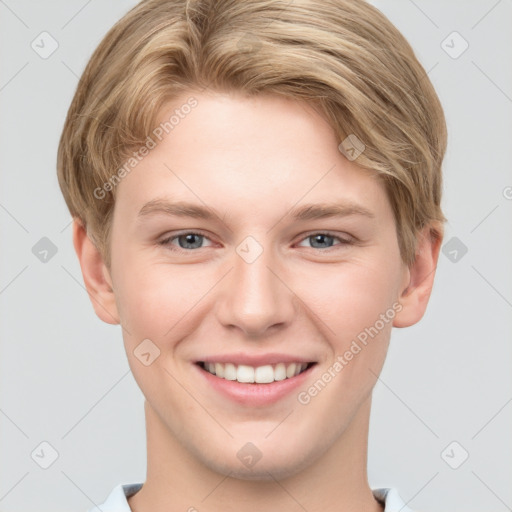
89, 483, 414, 512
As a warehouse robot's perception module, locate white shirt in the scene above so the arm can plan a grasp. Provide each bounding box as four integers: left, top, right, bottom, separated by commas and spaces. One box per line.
87, 483, 415, 511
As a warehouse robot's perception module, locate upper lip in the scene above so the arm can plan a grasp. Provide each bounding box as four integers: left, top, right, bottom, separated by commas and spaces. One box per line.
197, 353, 316, 366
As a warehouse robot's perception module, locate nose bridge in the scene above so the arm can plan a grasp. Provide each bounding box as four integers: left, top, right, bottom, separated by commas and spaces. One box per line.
216, 237, 294, 336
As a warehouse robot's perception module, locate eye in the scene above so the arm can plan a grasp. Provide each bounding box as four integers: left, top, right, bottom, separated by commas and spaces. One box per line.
159, 231, 214, 250
158, 231, 353, 252
296, 232, 353, 250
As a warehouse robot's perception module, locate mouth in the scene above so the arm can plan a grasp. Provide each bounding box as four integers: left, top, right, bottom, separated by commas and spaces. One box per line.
194, 359, 317, 406
197, 361, 315, 384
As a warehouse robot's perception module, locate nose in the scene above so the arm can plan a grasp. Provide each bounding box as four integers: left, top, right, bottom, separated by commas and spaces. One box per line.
215, 242, 296, 337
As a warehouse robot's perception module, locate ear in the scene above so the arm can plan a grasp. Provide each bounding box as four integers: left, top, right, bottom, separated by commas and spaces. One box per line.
393, 224, 443, 328
72, 218, 120, 325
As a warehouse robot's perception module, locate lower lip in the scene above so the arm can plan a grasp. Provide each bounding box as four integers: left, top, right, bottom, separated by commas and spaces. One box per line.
194, 363, 315, 406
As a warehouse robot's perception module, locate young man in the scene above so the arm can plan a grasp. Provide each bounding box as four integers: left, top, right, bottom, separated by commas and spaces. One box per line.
57, 1, 447, 510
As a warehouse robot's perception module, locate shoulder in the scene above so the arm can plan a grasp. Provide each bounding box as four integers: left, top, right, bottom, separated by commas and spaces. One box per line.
86, 483, 143, 512
372, 487, 419, 512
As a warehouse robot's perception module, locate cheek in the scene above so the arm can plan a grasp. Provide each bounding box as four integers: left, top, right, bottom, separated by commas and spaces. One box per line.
293, 265, 399, 417
295, 260, 401, 343
114, 259, 218, 345
122, 274, 180, 333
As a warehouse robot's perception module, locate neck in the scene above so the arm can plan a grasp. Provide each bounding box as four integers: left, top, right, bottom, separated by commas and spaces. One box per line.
128, 396, 383, 512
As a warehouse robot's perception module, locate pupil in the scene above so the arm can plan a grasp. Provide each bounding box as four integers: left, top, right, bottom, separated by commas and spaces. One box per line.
313, 234, 331, 248
180, 234, 201, 249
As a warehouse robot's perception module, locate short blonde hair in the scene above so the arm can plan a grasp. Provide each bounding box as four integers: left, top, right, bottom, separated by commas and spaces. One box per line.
57, 0, 447, 269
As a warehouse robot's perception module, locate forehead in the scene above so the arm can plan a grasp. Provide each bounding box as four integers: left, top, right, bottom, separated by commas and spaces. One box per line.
113, 91, 390, 224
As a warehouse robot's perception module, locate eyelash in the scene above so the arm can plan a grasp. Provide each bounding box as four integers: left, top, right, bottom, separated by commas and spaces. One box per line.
158, 230, 354, 252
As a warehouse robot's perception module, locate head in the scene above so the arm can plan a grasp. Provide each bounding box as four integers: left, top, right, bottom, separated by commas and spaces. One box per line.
58, 0, 446, 480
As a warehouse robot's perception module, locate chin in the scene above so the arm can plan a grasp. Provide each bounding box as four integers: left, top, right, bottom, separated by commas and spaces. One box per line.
200, 447, 316, 482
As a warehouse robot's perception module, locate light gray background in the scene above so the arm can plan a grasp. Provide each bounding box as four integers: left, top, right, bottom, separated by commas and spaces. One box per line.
1, 1, 511, 511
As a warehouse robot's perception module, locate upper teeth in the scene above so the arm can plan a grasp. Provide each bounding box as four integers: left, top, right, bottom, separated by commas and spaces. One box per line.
203, 362, 308, 383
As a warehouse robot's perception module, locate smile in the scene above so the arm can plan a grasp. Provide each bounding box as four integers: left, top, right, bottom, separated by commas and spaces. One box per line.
199, 361, 313, 384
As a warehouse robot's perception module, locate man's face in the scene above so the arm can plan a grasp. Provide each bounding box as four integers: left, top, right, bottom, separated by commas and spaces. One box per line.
107, 91, 410, 479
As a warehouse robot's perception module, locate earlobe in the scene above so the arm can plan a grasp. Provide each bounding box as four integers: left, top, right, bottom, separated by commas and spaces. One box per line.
72, 218, 120, 325
393, 224, 443, 328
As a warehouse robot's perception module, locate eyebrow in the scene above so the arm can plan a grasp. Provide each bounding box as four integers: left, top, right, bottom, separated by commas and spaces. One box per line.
137, 199, 375, 222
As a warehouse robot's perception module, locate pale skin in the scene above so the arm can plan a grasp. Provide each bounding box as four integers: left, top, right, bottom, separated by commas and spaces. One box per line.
73, 91, 442, 512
